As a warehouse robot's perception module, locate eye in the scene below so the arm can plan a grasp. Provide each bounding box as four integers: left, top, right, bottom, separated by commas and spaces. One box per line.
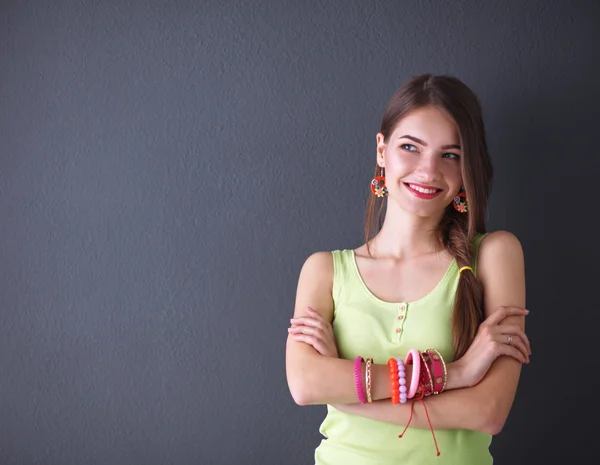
442, 152, 461, 160
401, 144, 418, 152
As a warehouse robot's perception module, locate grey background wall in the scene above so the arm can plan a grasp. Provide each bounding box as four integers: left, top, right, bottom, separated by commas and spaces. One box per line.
1, 0, 598, 464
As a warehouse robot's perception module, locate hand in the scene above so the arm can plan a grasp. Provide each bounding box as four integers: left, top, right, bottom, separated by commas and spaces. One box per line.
288, 307, 339, 358
454, 306, 531, 387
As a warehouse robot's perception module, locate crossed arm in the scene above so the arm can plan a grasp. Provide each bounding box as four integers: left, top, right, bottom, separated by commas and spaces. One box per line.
285, 231, 528, 435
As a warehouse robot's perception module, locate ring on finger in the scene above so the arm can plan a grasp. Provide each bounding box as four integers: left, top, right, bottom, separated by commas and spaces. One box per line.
507, 335, 513, 345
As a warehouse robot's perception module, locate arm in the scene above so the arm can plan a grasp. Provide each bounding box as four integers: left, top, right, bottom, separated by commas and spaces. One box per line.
466, 230, 526, 434
333, 231, 527, 434
285, 251, 395, 405
286, 252, 476, 406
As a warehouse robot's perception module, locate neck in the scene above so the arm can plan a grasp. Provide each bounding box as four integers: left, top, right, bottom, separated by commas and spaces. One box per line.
369, 201, 445, 259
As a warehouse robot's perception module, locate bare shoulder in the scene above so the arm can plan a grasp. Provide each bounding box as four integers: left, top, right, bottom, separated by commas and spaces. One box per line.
293, 251, 335, 320
478, 230, 524, 268
298, 251, 334, 290
301, 251, 334, 275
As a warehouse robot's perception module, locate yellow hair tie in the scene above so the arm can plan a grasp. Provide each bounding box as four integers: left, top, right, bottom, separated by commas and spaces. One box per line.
459, 266, 473, 274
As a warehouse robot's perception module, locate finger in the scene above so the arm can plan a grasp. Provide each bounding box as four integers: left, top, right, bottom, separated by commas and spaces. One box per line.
291, 316, 329, 331
289, 325, 335, 353
307, 307, 336, 336
291, 334, 327, 355
484, 306, 529, 326
497, 344, 528, 363
492, 333, 529, 362
496, 342, 529, 364
306, 307, 334, 331
511, 325, 531, 355
497, 324, 531, 354
288, 324, 327, 340
492, 306, 529, 324
305, 308, 335, 334
504, 335, 530, 363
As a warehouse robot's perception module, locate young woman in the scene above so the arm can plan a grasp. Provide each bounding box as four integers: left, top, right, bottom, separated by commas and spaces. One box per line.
285, 74, 530, 464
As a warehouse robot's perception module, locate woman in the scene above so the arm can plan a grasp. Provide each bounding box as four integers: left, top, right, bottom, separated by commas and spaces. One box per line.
285, 74, 530, 464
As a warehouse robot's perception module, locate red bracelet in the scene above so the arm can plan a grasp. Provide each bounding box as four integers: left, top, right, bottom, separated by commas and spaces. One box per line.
419, 352, 434, 397
425, 349, 446, 394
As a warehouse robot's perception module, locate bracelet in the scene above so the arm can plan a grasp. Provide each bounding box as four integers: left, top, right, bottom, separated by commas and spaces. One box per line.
365, 358, 373, 403
387, 358, 400, 404
404, 349, 421, 399
397, 358, 407, 404
426, 348, 447, 394
419, 352, 434, 397
354, 356, 367, 404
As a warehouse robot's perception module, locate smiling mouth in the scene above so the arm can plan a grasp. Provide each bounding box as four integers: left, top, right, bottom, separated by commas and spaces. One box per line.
404, 183, 444, 199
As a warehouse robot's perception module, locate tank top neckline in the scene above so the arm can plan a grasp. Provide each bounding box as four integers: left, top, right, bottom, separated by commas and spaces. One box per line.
347, 249, 457, 307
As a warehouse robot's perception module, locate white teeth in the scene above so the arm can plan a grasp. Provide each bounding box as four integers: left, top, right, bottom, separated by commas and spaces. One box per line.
408, 184, 438, 194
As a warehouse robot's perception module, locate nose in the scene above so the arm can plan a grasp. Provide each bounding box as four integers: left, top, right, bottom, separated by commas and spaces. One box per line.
414, 154, 440, 182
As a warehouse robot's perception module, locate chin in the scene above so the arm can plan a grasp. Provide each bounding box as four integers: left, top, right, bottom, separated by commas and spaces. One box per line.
413, 208, 445, 219
400, 203, 446, 219
413, 195, 455, 216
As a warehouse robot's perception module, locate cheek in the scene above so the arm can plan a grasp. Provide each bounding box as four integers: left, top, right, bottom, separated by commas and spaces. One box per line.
441, 163, 462, 185
385, 153, 413, 173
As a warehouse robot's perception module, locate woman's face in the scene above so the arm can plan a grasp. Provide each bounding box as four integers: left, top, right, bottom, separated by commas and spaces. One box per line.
377, 105, 464, 218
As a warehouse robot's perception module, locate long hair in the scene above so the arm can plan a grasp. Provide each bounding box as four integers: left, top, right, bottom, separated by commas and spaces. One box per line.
364, 74, 493, 359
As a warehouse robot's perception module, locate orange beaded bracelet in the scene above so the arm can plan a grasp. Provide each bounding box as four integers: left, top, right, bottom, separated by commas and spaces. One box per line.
387, 358, 400, 404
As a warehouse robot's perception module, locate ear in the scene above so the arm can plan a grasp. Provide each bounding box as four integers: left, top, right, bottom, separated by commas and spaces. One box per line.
376, 133, 386, 168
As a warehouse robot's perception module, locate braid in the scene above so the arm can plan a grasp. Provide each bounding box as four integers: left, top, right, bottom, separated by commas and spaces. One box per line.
439, 210, 485, 360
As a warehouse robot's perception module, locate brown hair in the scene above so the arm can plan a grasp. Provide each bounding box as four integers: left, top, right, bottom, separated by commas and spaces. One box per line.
364, 74, 493, 359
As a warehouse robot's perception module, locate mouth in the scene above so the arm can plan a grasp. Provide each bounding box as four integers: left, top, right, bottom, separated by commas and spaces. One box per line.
404, 183, 444, 200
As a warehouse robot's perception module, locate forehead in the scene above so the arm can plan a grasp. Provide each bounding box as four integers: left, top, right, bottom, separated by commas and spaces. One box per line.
391, 106, 459, 144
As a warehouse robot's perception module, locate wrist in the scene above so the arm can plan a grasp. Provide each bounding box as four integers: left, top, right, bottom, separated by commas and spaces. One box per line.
445, 360, 470, 390
371, 363, 392, 400
372, 361, 414, 401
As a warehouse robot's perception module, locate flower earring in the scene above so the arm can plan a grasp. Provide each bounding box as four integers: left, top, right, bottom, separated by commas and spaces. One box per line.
370, 167, 388, 197
452, 187, 468, 213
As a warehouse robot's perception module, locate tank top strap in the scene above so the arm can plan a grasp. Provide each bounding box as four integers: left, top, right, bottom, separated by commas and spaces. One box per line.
331, 250, 343, 303
331, 249, 360, 305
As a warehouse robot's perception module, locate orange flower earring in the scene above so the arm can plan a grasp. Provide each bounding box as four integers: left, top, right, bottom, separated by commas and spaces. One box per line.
370, 167, 388, 197
452, 187, 469, 213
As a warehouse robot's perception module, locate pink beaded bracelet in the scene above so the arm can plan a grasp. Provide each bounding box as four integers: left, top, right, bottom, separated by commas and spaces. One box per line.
354, 356, 367, 404
404, 349, 421, 399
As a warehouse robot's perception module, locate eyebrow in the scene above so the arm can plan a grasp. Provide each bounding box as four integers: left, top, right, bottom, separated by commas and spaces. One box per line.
398, 134, 461, 151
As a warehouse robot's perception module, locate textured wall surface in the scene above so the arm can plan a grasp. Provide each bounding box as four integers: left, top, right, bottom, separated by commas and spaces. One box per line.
1, 0, 599, 463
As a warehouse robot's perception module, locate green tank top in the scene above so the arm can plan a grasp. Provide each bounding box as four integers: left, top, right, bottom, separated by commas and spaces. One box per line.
314, 234, 492, 465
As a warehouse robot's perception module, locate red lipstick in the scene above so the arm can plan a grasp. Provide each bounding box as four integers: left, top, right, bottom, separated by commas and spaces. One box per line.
404, 182, 443, 200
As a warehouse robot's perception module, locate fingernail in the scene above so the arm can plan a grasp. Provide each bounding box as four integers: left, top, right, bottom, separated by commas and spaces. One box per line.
524, 309, 529, 313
